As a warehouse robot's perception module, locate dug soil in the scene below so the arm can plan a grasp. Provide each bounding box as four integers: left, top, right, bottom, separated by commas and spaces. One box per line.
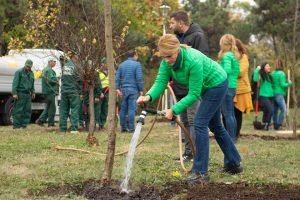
40, 180, 300, 200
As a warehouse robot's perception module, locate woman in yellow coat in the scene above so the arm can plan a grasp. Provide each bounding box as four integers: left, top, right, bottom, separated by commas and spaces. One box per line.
234, 39, 253, 139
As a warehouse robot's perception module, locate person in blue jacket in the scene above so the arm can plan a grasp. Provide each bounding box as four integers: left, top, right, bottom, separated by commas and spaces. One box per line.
115, 50, 144, 133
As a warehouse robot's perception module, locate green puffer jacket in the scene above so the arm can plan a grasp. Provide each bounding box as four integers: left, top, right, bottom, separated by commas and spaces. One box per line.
219, 51, 240, 89
12, 68, 35, 95
253, 68, 274, 97
146, 47, 227, 115
271, 70, 292, 96
42, 66, 59, 95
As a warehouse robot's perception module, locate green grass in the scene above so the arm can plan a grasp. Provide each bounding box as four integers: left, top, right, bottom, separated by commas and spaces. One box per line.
0, 114, 299, 199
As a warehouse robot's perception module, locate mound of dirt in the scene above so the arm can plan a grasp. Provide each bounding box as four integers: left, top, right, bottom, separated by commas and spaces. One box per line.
40, 180, 300, 200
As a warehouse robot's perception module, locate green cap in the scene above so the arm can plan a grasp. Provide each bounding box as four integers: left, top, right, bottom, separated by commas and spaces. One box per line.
25, 59, 33, 68
101, 57, 107, 64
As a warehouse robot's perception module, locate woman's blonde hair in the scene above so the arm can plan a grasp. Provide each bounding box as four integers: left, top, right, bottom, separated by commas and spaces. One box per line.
218, 34, 241, 61
157, 34, 189, 57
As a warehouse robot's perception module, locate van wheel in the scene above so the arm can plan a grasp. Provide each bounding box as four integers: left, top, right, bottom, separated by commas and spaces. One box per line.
2, 96, 14, 125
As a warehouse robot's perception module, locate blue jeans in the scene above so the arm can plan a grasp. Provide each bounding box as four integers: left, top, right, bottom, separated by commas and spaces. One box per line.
221, 88, 237, 141
120, 88, 138, 131
273, 94, 286, 126
193, 80, 241, 174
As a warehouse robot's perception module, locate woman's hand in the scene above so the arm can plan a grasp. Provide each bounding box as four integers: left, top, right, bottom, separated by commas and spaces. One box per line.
136, 95, 150, 105
162, 109, 174, 120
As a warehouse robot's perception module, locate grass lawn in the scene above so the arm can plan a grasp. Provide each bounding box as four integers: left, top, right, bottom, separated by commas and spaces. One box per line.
0, 112, 299, 199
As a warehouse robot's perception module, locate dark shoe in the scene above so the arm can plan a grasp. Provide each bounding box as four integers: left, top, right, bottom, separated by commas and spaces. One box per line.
223, 163, 243, 175
121, 129, 128, 133
184, 172, 209, 183
127, 129, 135, 133
35, 119, 44, 127
263, 123, 269, 131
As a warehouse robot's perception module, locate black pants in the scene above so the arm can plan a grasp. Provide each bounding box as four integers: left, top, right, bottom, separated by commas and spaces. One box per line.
234, 108, 242, 139
259, 96, 274, 124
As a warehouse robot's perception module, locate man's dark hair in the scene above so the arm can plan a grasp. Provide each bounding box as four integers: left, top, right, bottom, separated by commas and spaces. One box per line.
170, 10, 189, 25
127, 50, 137, 57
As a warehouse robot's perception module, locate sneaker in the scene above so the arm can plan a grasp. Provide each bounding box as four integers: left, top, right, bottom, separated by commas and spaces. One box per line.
70, 130, 79, 134
35, 119, 44, 127
174, 154, 193, 162
223, 163, 243, 175
127, 129, 135, 133
184, 172, 209, 183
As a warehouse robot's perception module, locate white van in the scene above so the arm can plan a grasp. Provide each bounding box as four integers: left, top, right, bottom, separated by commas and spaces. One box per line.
0, 49, 65, 125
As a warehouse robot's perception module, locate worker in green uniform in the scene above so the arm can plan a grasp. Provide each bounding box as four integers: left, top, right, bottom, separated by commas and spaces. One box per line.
98, 57, 109, 129
36, 57, 59, 128
79, 71, 102, 130
59, 54, 82, 133
12, 59, 35, 129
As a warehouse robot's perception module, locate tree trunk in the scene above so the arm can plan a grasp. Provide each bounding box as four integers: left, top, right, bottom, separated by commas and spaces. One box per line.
0, 20, 3, 55
291, 0, 299, 137
88, 85, 95, 135
271, 34, 279, 57
102, 0, 116, 184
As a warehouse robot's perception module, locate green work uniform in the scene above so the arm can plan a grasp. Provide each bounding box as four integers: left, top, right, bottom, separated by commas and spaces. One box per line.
37, 65, 59, 126
59, 60, 81, 132
12, 68, 35, 128
219, 51, 240, 89
253, 68, 274, 97
271, 70, 292, 96
146, 47, 227, 115
98, 71, 109, 128
79, 73, 102, 128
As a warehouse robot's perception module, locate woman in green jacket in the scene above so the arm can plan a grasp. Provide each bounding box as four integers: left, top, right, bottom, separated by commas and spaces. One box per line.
253, 63, 274, 130
218, 34, 240, 142
137, 34, 242, 182
271, 59, 292, 130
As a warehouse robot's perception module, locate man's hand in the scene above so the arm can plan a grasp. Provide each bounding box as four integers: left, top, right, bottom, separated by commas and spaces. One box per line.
32, 93, 35, 100
136, 95, 150, 105
116, 89, 122, 97
13, 95, 18, 100
80, 95, 83, 101
162, 109, 173, 120
95, 98, 100, 103
100, 93, 104, 99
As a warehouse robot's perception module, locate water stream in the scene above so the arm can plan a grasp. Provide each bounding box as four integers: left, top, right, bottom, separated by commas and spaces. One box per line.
120, 122, 143, 193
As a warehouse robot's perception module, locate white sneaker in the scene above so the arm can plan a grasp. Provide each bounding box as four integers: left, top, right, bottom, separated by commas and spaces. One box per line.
70, 130, 79, 134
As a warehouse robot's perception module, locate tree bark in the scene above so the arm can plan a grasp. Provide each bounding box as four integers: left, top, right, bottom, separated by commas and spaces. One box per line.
88, 85, 95, 135
0, 20, 4, 55
291, 0, 299, 137
102, 0, 116, 184
271, 34, 279, 57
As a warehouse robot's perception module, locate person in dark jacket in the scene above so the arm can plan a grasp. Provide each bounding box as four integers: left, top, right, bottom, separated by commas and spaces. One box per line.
115, 50, 144, 133
169, 10, 209, 161
12, 59, 35, 129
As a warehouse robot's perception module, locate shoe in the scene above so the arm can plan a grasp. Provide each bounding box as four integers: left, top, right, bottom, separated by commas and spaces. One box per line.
35, 119, 44, 127
263, 123, 269, 131
121, 129, 128, 133
184, 172, 209, 183
70, 130, 79, 134
127, 129, 135, 133
223, 163, 243, 174
174, 154, 193, 162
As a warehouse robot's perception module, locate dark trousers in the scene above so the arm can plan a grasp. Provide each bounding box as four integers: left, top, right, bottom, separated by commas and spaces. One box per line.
234, 108, 243, 139
259, 96, 274, 124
